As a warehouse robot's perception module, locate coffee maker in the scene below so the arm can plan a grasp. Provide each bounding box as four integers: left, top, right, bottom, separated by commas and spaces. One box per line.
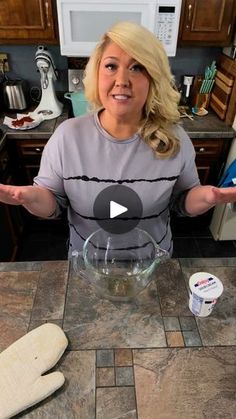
34, 46, 62, 120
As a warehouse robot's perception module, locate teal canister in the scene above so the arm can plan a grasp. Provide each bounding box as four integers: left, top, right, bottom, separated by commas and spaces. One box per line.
64, 91, 88, 117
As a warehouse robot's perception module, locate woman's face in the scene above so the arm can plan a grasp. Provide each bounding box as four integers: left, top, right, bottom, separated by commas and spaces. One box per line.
98, 42, 150, 124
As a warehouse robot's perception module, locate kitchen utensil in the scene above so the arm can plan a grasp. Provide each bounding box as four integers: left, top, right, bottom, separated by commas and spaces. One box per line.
72, 228, 169, 302
181, 75, 194, 105
34, 46, 63, 120
199, 61, 217, 93
179, 106, 194, 120
183, 75, 194, 98
3, 79, 28, 110
64, 91, 88, 117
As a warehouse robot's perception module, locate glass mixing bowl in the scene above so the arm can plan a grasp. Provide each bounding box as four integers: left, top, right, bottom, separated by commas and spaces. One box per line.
72, 228, 169, 302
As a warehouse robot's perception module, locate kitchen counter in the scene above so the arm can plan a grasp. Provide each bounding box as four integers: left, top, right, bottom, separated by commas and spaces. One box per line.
180, 109, 236, 139
0, 258, 235, 418
0, 107, 235, 145
0, 105, 69, 150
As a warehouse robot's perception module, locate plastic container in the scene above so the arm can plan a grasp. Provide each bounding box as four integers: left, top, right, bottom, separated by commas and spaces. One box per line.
188, 272, 223, 317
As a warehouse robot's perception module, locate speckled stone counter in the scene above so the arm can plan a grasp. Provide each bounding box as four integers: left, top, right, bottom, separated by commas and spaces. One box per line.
0, 105, 69, 152
180, 109, 236, 139
0, 258, 235, 418
0, 107, 235, 145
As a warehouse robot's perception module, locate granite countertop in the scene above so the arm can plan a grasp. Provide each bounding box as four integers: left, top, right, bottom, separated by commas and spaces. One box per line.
0, 106, 69, 140
0, 107, 235, 147
0, 258, 235, 418
180, 109, 236, 139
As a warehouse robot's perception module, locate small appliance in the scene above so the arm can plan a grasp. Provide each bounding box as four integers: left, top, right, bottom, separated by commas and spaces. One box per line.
3, 79, 28, 111
34, 46, 63, 120
56, 0, 182, 57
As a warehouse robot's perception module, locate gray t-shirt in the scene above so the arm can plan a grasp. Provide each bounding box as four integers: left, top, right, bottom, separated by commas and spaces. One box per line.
34, 112, 200, 256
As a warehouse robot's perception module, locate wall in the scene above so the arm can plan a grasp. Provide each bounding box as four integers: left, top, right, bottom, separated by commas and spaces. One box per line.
0, 44, 221, 93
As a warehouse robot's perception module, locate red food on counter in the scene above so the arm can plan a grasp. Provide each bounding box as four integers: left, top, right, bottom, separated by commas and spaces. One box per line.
12, 116, 34, 127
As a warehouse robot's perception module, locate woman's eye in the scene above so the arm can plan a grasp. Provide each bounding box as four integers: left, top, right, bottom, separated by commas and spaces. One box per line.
105, 63, 117, 70
130, 64, 144, 72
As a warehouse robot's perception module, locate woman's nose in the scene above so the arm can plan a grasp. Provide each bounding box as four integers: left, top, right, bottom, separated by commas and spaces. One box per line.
115, 69, 130, 87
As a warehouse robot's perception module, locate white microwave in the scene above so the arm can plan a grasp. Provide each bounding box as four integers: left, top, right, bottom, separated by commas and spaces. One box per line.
56, 0, 182, 57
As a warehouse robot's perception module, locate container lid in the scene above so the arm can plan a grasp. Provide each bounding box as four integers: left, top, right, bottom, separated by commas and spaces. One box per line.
189, 272, 223, 299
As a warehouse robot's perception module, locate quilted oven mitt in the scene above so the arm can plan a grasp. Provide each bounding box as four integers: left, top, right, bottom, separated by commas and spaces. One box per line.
0, 323, 68, 419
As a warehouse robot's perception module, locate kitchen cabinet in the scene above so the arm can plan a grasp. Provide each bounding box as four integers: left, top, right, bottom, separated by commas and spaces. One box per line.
0, 0, 58, 44
192, 138, 231, 185
179, 0, 236, 46
0, 145, 24, 262
15, 138, 47, 184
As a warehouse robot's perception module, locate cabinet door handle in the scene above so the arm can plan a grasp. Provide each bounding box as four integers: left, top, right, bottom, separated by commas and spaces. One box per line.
186, 4, 192, 29
199, 147, 205, 152
35, 147, 43, 153
45, 0, 51, 27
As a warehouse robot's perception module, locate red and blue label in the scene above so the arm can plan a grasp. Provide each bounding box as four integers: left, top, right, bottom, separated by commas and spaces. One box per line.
194, 276, 214, 287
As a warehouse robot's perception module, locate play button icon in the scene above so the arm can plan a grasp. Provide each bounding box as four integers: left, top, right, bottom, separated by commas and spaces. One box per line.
110, 201, 128, 219
93, 185, 143, 234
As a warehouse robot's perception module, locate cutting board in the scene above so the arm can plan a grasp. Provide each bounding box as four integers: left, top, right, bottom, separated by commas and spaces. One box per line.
209, 68, 234, 120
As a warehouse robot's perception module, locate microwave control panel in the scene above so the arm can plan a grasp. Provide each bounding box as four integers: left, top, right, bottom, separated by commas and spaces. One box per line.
155, 6, 177, 46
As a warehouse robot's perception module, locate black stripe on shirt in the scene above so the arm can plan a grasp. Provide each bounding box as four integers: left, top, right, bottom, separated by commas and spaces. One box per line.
73, 204, 169, 221
63, 174, 178, 184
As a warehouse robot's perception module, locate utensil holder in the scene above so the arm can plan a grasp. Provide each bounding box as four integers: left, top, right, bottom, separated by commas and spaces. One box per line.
192, 93, 210, 109
191, 75, 210, 109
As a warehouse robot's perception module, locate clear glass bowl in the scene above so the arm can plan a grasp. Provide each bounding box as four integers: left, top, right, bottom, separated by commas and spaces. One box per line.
72, 228, 168, 302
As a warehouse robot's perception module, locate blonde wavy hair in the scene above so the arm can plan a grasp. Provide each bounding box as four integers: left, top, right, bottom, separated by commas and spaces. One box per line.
83, 21, 181, 158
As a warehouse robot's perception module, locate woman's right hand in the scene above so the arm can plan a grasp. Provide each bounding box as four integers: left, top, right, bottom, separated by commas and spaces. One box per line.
0, 184, 35, 206
0, 184, 57, 218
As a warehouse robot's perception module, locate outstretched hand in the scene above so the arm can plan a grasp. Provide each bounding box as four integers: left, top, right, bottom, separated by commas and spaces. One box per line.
0, 184, 37, 206
207, 186, 236, 205
0, 183, 57, 218
185, 185, 236, 216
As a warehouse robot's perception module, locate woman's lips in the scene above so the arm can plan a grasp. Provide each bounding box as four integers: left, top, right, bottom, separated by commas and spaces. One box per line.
112, 94, 131, 100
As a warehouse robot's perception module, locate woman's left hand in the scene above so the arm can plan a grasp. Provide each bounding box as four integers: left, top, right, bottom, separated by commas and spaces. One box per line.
185, 185, 236, 216
208, 186, 236, 205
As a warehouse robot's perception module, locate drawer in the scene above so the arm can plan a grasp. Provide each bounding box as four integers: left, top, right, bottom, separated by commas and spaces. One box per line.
16, 140, 47, 157
192, 138, 231, 185
193, 139, 224, 159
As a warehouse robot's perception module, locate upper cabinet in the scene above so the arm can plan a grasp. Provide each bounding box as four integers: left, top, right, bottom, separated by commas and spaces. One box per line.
179, 0, 236, 46
0, 0, 58, 44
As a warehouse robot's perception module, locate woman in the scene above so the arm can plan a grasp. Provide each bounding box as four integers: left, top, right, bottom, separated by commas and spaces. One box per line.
0, 21, 235, 256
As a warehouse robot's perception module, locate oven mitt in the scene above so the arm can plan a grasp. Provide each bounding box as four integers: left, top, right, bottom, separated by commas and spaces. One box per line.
0, 323, 68, 419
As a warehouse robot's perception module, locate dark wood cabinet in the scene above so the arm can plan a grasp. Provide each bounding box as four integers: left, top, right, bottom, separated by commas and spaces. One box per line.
179, 0, 236, 46
192, 138, 231, 185
0, 145, 24, 262
15, 138, 47, 184
0, 0, 58, 44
